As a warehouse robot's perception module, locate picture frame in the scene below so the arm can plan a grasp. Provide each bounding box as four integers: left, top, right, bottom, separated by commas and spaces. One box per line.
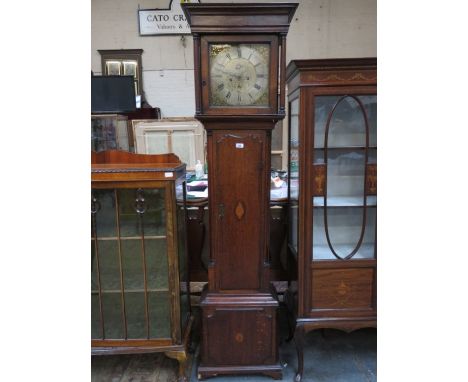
132, 118, 206, 171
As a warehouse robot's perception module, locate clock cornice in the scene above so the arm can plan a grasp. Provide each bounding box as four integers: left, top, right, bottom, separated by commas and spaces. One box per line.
181, 2, 298, 34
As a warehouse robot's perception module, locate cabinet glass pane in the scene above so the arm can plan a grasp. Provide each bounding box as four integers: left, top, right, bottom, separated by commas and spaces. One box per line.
123, 291, 172, 339
315, 95, 375, 148
91, 294, 101, 339
91, 242, 101, 339
176, 182, 190, 331
327, 149, 366, 202
121, 240, 144, 290
314, 147, 376, 165
93, 189, 116, 237
121, 239, 168, 290
118, 189, 138, 237
313, 196, 376, 207
142, 188, 166, 236
125, 291, 146, 338
98, 240, 120, 290
118, 189, 166, 237
149, 291, 171, 338
312, 206, 376, 260
91, 241, 98, 290
146, 239, 169, 290
289, 98, 300, 253
102, 293, 124, 339
360, 95, 377, 146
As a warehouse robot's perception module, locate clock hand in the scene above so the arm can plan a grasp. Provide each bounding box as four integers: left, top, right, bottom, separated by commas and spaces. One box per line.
217, 68, 239, 77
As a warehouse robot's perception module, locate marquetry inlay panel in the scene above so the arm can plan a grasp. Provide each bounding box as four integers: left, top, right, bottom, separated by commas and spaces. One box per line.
303, 70, 376, 86
311, 268, 374, 310
313, 164, 326, 196
235, 201, 246, 220
366, 164, 377, 195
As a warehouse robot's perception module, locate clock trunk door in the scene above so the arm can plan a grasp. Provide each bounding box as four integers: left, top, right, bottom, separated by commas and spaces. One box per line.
211, 131, 266, 291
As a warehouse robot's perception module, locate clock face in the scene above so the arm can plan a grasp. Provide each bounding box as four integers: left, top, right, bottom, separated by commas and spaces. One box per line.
209, 43, 270, 107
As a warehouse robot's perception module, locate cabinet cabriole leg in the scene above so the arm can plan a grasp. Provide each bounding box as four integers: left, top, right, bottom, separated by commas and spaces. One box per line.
294, 325, 305, 382
165, 350, 188, 382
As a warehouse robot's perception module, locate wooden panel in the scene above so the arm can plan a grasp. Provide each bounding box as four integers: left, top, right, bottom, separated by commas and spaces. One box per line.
286, 58, 377, 87
212, 131, 266, 291
312, 164, 326, 196
310, 268, 374, 310
182, 3, 298, 35
203, 307, 275, 366
366, 164, 377, 195
302, 70, 377, 86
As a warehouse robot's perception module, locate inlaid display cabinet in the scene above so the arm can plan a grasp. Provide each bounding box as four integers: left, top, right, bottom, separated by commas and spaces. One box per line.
91, 150, 193, 382
285, 58, 377, 381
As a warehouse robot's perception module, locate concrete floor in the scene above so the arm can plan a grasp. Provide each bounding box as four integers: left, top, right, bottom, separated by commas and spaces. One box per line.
92, 308, 376, 382
188, 329, 376, 382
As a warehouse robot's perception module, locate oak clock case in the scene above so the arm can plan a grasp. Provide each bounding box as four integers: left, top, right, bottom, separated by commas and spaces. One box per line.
285, 58, 377, 382
182, 3, 298, 380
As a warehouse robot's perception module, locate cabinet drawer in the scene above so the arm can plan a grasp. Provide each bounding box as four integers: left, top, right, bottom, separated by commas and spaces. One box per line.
310, 268, 375, 311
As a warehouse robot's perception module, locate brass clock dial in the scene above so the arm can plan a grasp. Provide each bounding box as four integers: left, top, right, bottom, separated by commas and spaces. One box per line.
209, 43, 270, 107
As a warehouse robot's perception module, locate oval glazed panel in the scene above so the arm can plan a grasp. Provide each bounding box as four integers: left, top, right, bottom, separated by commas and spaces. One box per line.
324, 96, 368, 260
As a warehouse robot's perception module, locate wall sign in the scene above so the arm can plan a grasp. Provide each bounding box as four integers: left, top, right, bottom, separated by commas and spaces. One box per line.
138, 0, 200, 36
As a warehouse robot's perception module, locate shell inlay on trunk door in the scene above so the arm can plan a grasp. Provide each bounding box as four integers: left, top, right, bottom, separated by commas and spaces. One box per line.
235, 201, 246, 220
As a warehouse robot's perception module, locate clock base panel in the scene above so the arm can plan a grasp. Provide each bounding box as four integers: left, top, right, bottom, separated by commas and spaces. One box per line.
199, 291, 281, 379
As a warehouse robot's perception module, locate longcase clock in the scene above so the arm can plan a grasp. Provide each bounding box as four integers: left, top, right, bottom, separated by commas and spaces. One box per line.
182, 3, 297, 380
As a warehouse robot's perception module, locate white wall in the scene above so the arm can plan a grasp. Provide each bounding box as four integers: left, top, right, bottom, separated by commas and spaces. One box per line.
91, 0, 376, 118
286, 0, 376, 61
91, 0, 196, 117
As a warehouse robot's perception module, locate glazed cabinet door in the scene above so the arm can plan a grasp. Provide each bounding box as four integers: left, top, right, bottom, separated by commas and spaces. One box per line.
210, 130, 268, 292
91, 186, 174, 342
309, 94, 377, 315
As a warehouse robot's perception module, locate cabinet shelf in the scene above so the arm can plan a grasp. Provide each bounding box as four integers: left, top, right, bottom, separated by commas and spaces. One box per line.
92, 236, 166, 241
313, 196, 377, 207
92, 288, 170, 294
313, 243, 375, 260
314, 146, 377, 150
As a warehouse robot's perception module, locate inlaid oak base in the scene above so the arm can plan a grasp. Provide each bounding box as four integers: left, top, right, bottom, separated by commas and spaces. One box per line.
198, 290, 281, 380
